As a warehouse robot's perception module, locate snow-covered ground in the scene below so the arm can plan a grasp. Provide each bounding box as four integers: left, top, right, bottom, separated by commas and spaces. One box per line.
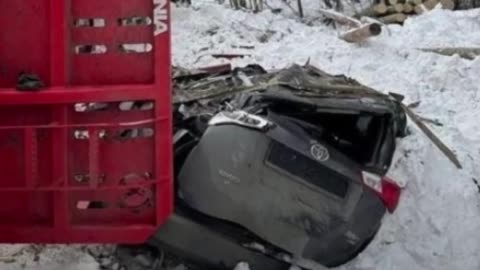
0, 245, 99, 270
2, 4, 480, 270
174, 4, 480, 270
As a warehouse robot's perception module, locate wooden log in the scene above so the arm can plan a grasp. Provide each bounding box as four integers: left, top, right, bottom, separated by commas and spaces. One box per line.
359, 3, 389, 16
414, 4, 429, 13
339, 23, 382, 43
317, 8, 361, 27
403, 3, 414, 12
440, 0, 455, 9
414, 0, 439, 13
418, 47, 480, 60
392, 3, 405, 12
408, 0, 422, 5
378, 13, 407, 23
388, 0, 398, 5
373, 3, 389, 14
424, 0, 440, 9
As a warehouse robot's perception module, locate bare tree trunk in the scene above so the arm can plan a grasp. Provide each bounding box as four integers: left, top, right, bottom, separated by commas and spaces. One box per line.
297, 0, 304, 18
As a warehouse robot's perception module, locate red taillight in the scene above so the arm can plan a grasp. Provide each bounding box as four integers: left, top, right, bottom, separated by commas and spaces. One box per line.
362, 172, 401, 213
380, 177, 401, 213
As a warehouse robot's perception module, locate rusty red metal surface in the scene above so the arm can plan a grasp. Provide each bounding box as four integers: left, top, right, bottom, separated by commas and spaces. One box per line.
0, 0, 172, 243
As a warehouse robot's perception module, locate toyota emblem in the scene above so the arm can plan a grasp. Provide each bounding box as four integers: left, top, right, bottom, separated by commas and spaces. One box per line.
310, 143, 329, 162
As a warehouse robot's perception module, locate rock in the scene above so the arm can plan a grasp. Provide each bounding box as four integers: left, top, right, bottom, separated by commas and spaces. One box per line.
111, 262, 120, 270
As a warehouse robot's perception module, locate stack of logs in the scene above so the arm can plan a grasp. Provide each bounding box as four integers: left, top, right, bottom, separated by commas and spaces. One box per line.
364, 0, 455, 24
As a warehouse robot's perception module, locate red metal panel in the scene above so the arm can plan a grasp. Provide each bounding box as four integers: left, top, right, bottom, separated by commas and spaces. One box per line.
0, 85, 157, 105
52, 107, 69, 231
0, 0, 172, 243
23, 128, 37, 188
50, 0, 68, 86
71, 0, 153, 18
72, 54, 154, 85
70, 0, 154, 85
154, 0, 174, 223
0, 0, 51, 88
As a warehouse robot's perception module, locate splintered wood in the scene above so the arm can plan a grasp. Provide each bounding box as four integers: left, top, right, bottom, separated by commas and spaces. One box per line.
401, 104, 463, 169
317, 8, 361, 27
418, 47, 480, 60
317, 8, 382, 43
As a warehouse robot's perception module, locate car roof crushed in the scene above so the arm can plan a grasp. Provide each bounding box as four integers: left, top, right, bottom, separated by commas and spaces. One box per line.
172, 63, 409, 175
172, 63, 402, 117
172, 63, 461, 170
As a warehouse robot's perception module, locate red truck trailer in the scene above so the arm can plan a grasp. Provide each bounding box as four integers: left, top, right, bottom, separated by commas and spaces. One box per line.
0, 0, 173, 243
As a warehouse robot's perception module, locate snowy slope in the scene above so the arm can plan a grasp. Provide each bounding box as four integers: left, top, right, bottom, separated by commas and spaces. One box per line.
172, 4, 480, 270
1, 4, 480, 270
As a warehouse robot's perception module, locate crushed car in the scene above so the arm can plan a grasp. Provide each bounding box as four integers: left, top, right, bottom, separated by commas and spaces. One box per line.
157, 63, 407, 269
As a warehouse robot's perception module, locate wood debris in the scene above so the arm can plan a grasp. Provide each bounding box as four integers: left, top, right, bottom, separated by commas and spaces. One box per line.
317, 8, 382, 43
211, 53, 251, 59
403, 104, 462, 169
378, 13, 407, 23
388, 94, 462, 169
418, 47, 480, 60
318, 8, 361, 27
339, 23, 382, 43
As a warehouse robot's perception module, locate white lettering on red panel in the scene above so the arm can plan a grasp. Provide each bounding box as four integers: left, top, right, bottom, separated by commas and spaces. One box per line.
153, 0, 168, 35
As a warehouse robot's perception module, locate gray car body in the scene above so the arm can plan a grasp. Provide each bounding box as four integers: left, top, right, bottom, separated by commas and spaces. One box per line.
178, 120, 385, 267
168, 64, 406, 268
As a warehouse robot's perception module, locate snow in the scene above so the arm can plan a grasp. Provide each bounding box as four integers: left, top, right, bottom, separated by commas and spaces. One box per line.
2, 4, 480, 270
172, 3, 480, 270
0, 245, 99, 270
